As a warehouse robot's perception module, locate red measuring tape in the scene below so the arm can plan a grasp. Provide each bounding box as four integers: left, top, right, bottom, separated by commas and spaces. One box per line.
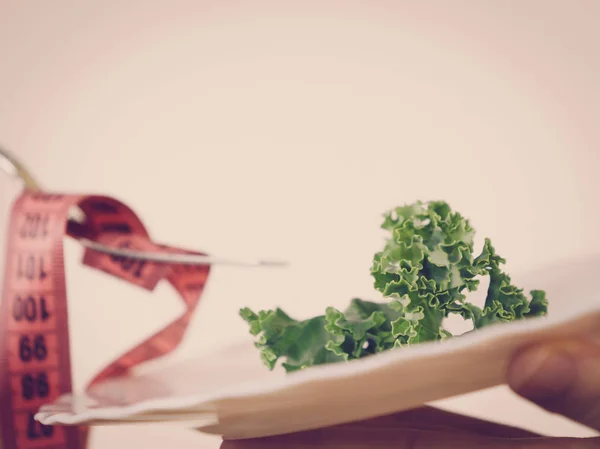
0, 190, 211, 449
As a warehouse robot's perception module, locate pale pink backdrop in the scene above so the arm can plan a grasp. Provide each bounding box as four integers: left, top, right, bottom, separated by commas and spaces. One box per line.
1, 1, 599, 448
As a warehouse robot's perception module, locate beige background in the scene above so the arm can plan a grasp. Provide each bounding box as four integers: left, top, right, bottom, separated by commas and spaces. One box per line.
1, 0, 599, 447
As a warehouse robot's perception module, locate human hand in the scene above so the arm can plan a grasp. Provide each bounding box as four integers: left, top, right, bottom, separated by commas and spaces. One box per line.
221, 338, 600, 448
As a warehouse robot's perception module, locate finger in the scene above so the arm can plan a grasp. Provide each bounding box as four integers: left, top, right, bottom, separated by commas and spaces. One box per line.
507, 338, 600, 431
219, 406, 539, 443
221, 426, 600, 448
343, 406, 540, 438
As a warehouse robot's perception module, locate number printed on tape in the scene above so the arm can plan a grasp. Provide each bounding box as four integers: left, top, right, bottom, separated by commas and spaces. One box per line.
0, 194, 77, 449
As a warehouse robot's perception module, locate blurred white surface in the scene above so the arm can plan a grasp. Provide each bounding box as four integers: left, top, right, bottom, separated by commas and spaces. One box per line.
1, 1, 600, 447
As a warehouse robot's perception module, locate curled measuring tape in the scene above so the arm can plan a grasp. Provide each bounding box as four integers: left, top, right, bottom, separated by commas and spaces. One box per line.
0, 147, 285, 449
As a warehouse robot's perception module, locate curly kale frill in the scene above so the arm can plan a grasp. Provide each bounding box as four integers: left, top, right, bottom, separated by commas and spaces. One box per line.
241, 201, 548, 372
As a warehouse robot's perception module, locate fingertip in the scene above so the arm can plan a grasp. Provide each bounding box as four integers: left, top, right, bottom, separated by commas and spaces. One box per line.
507, 344, 577, 401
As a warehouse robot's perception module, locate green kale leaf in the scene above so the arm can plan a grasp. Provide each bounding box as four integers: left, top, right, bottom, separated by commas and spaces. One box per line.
241, 201, 548, 372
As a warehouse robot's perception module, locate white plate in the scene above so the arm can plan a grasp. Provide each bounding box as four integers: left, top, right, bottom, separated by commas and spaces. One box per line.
36, 254, 600, 439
